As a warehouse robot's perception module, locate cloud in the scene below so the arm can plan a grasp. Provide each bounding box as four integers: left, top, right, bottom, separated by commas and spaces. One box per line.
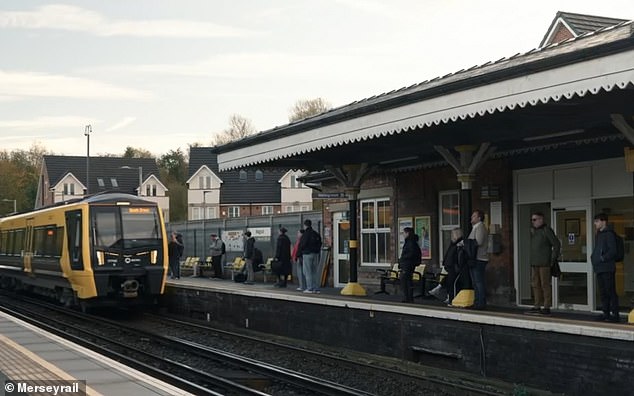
0, 4, 258, 38
0, 70, 153, 100
105, 117, 137, 132
0, 115, 98, 130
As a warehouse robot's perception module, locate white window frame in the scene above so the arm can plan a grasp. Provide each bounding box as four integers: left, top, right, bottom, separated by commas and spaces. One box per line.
191, 207, 201, 220
262, 206, 274, 215
439, 190, 460, 261
228, 206, 240, 218
206, 207, 216, 219
360, 198, 391, 267
284, 206, 293, 213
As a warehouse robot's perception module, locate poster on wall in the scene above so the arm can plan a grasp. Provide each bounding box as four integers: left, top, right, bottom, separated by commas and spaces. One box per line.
415, 216, 432, 259
222, 230, 245, 252
398, 217, 413, 253
247, 227, 271, 242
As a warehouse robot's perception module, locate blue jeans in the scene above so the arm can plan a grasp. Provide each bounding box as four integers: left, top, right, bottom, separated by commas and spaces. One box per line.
469, 260, 488, 308
295, 257, 306, 289
302, 253, 320, 291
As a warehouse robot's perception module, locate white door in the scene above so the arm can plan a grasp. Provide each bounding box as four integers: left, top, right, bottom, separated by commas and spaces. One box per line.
552, 207, 593, 310
332, 212, 350, 288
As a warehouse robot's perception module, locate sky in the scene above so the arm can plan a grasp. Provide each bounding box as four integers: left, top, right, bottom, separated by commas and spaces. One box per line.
1, 1, 634, 157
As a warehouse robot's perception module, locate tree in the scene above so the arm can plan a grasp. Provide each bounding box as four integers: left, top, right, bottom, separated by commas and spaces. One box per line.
288, 98, 331, 122
212, 114, 256, 145
123, 146, 154, 159
157, 149, 188, 222
0, 144, 51, 213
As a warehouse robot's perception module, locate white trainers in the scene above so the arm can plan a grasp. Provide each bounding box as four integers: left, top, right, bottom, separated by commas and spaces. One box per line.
429, 285, 442, 297
296, 287, 303, 291
303, 289, 315, 294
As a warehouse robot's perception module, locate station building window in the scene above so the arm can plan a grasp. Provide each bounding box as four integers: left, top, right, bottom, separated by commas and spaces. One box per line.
439, 191, 460, 261
360, 198, 391, 266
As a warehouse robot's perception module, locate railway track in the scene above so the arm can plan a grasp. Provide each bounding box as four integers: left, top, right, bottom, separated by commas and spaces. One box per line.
0, 295, 373, 395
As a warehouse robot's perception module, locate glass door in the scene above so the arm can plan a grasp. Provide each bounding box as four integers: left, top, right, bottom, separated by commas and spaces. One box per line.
332, 212, 350, 288
553, 207, 593, 310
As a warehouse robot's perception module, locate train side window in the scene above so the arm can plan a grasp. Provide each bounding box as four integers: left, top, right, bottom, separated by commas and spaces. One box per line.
13, 229, 25, 256
65, 210, 83, 270
0, 231, 7, 255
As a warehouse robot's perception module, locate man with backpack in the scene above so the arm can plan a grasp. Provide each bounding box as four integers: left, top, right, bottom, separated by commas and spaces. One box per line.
299, 219, 322, 293
591, 213, 620, 322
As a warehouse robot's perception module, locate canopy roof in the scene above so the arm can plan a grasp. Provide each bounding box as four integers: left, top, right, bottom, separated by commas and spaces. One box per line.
215, 21, 634, 172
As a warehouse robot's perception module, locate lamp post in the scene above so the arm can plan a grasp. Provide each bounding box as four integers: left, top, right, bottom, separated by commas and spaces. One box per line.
120, 166, 143, 196
84, 125, 91, 194
1, 199, 16, 213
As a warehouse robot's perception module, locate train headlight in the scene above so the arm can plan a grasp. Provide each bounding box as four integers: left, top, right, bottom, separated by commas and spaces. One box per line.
97, 251, 105, 266
150, 250, 158, 264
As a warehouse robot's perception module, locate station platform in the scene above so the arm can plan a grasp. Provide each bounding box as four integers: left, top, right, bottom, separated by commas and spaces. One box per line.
163, 276, 633, 394
0, 311, 193, 396
166, 276, 633, 341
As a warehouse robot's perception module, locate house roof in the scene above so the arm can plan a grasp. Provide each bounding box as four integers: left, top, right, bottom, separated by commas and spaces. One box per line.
188, 147, 285, 204
43, 155, 160, 194
213, 18, 634, 171
539, 11, 629, 47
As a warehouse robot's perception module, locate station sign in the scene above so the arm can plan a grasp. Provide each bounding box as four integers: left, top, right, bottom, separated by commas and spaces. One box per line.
315, 192, 347, 199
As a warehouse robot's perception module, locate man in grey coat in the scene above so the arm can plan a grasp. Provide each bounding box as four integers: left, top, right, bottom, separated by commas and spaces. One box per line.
526, 212, 561, 315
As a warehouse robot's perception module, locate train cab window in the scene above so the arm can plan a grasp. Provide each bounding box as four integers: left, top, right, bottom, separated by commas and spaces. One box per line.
91, 206, 161, 251
65, 210, 83, 270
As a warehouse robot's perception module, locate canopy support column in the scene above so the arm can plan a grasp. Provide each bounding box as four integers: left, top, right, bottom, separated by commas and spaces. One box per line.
327, 163, 374, 296
434, 143, 495, 233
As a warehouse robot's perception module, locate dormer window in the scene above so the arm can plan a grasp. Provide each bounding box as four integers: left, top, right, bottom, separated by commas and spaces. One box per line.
239, 170, 247, 182
97, 178, 105, 187
110, 178, 118, 187
255, 170, 263, 181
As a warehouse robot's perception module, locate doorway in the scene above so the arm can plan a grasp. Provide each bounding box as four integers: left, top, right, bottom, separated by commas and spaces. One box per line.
332, 212, 350, 288
553, 207, 592, 310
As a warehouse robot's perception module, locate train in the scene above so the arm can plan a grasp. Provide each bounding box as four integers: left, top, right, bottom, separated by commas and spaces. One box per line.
0, 193, 168, 310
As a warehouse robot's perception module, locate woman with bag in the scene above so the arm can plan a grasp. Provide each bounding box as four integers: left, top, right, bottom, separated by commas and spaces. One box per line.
274, 227, 292, 288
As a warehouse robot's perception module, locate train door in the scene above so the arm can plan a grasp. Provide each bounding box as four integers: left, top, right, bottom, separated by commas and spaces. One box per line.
65, 210, 84, 270
552, 207, 593, 310
333, 212, 350, 287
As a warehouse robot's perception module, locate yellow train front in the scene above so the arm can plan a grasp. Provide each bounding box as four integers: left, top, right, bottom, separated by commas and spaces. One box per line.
0, 193, 168, 310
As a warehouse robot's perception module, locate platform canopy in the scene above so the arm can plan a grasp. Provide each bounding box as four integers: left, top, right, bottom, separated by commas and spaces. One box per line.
214, 22, 634, 172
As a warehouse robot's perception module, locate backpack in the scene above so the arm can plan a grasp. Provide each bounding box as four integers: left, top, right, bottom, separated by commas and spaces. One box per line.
610, 230, 624, 262
221, 242, 226, 255
309, 230, 322, 251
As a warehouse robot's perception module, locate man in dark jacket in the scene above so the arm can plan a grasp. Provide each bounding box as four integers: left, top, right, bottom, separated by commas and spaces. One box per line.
299, 219, 322, 293
591, 213, 619, 322
526, 212, 561, 316
399, 227, 422, 303
274, 227, 292, 288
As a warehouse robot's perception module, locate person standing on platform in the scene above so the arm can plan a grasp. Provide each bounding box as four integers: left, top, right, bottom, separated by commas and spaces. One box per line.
168, 231, 183, 279
399, 227, 422, 303
468, 209, 489, 310
208, 233, 224, 279
591, 213, 620, 322
292, 229, 306, 291
526, 212, 561, 316
430, 228, 465, 304
299, 219, 322, 294
243, 231, 256, 284
274, 227, 292, 288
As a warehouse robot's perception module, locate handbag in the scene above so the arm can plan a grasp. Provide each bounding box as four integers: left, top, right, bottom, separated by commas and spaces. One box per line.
550, 261, 561, 278
271, 259, 283, 274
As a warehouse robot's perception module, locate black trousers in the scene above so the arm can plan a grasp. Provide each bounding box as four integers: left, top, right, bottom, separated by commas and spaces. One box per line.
596, 271, 619, 316
400, 266, 414, 302
211, 255, 223, 278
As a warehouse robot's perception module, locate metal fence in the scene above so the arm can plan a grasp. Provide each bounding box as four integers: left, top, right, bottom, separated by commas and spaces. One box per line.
166, 211, 323, 262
